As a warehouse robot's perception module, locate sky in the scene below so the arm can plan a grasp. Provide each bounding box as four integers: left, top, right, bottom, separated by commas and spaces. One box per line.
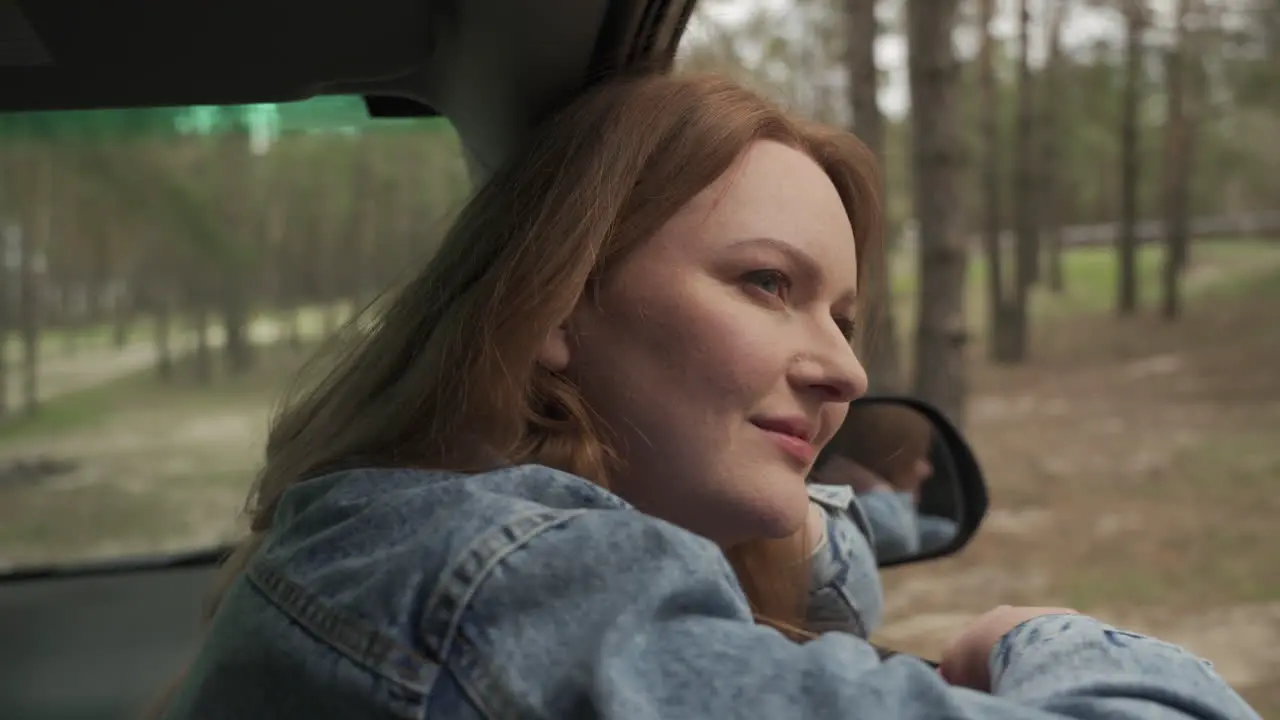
688, 0, 1180, 117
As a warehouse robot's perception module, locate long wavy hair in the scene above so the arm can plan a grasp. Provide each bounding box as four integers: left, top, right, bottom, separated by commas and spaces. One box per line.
169, 74, 883, 708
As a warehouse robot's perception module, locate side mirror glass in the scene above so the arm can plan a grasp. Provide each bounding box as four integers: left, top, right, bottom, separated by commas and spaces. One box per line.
811, 396, 989, 568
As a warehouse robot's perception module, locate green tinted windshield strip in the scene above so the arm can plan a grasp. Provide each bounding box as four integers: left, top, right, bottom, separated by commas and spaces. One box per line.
0, 97, 454, 139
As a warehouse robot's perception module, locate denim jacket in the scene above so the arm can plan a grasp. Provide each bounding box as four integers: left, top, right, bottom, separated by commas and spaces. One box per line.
806, 483, 884, 636
851, 487, 961, 563
163, 465, 1260, 720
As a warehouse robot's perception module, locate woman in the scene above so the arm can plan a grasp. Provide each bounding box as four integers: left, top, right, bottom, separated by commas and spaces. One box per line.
156, 75, 1258, 719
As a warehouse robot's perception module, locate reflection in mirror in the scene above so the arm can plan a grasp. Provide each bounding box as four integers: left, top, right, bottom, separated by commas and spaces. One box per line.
811, 398, 974, 567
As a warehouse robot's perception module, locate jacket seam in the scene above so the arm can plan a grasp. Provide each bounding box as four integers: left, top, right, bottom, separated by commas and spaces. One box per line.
417, 508, 592, 720
247, 559, 438, 698
418, 508, 590, 660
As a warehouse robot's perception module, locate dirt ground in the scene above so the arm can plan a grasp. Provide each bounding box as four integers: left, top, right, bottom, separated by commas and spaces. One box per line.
1, 253, 1279, 713
876, 267, 1280, 713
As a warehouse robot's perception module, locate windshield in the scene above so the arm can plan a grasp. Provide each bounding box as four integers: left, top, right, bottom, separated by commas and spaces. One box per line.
0, 98, 468, 571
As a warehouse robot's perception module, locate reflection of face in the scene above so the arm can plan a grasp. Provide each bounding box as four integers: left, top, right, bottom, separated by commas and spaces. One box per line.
557, 141, 868, 547
893, 457, 934, 500
905, 458, 934, 486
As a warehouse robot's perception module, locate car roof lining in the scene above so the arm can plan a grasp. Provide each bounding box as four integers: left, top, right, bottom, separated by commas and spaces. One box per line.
2, 0, 692, 178
5, 0, 435, 104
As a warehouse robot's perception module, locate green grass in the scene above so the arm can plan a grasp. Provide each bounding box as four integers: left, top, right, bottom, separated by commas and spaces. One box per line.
0, 345, 309, 567
0, 376, 133, 443
2, 319, 153, 361
0, 301, 355, 440
880, 253, 1280, 703
0, 338, 316, 448
0, 481, 174, 557
1155, 428, 1280, 604
888, 239, 1280, 332
1, 301, 356, 363
1033, 303, 1280, 610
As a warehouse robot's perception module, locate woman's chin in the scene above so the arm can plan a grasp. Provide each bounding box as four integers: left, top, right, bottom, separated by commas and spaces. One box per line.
654, 472, 812, 546
741, 489, 812, 541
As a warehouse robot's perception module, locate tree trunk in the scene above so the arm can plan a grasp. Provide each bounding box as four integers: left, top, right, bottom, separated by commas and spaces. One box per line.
1041, 0, 1069, 294
1161, 0, 1196, 320
266, 184, 295, 349
1005, 0, 1038, 363
846, 0, 902, 393
89, 224, 111, 326
20, 149, 53, 417
194, 307, 213, 382
978, 0, 1013, 362
154, 284, 174, 381
57, 191, 82, 358
352, 191, 379, 312
289, 308, 304, 350
907, 0, 968, 425
18, 224, 38, 416
348, 146, 376, 311
140, 233, 176, 380
189, 269, 214, 384
113, 246, 139, 350
1117, 1, 1145, 316
0, 224, 12, 420
220, 265, 254, 375
112, 293, 132, 348
317, 155, 344, 338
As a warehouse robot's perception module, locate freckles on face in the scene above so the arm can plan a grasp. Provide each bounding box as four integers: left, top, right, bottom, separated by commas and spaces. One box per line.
564, 140, 862, 544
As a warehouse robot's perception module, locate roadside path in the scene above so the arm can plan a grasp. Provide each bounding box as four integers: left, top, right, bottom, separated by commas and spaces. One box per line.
2, 320, 289, 406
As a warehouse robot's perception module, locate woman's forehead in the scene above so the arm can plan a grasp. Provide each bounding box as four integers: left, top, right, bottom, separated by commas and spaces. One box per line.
665, 141, 859, 281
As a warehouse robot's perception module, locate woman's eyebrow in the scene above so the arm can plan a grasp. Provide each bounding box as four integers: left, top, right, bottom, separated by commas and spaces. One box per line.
727, 236, 859, 303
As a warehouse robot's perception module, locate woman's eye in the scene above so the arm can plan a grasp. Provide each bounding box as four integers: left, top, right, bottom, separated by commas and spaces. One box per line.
743, 269, 792, 300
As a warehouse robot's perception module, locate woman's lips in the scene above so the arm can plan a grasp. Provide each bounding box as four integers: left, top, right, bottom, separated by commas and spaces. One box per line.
751, 420, 817, 465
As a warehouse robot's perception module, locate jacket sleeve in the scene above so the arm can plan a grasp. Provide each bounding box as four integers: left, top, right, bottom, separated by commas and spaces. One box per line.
918, 513, 960, 553
856, 488, 923, 562
430, 506, 1261, 720
805, 484, 885, 636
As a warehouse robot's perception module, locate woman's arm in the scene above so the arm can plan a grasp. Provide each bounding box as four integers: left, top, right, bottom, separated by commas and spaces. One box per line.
857, 488, 922, 562
432, 506, 1260, 720
919, 513, 961, 554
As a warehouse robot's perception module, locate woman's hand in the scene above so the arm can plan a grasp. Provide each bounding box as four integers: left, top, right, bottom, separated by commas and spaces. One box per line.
939, 605, 1080, 692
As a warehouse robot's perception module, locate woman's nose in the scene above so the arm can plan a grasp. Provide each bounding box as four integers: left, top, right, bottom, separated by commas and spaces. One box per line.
791, 343, 868, 403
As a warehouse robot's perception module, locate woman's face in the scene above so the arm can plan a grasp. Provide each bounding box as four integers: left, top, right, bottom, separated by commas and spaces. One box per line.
541, 140, 868, 546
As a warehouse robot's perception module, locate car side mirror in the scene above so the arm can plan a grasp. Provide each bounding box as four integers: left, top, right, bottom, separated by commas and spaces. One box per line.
812, 395, 989, 568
